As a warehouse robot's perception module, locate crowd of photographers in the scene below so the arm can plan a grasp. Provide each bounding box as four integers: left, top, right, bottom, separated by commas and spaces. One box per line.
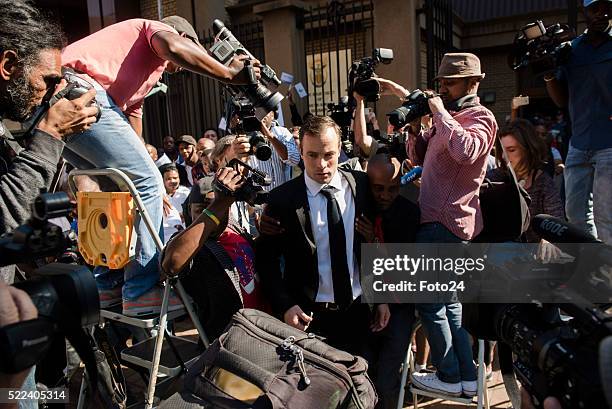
0, 0, 611, 408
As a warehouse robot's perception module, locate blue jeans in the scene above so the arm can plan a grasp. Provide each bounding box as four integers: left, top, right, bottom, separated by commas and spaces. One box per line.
415, 223, 477, 383
19, 367, 37, 409
564, 146, 612, 245
62, 80, 164, 300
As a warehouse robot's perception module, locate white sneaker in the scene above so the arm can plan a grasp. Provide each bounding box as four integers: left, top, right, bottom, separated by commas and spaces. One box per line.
462, 380, 477, 397
411, 372, 461, 397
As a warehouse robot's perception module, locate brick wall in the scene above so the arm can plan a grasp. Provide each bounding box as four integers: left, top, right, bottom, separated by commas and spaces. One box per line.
140, 0, 176, 21
478, 50, 518, 124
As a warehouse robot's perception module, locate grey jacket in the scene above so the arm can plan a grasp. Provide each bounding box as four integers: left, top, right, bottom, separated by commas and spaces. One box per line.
0, 130, 64, 235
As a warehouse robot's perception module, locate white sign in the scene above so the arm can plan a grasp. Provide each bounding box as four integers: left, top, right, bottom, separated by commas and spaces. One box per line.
280, 72, 294, 84
294, 82, 308, 99
218, 116, 227, 131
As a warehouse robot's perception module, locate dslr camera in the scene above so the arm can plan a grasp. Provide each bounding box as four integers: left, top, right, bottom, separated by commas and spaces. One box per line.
229, 97, 272, 161
212, 158, 270, 206
22, 69, 102, 138
387, 89, 431, 130
0, 192, 100, 386
349, 48, 394, 102
210, 19, 283, 114
509, 20, 575, 76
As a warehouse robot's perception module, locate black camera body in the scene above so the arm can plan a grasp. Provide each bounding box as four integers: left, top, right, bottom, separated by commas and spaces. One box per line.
326, 97, 354, 157
350, 48, 394, 102
510, 20, 575, 76
22, 70, 101, 139
387, 89, 431, 130
464, 302, 612, 409
230, 97, 272, 161
210, 19, 283, 114
0, 192, 100, 380
212, 158, 270, 206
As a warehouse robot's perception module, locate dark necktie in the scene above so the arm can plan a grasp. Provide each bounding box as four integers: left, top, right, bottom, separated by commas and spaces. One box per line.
320, 186, 353, 306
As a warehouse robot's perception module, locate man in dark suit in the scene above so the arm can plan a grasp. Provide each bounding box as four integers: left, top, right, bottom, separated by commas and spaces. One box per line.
256, 115, 387, 355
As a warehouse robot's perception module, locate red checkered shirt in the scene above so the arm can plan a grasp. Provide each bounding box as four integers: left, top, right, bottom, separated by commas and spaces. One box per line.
408, 98, 498, 240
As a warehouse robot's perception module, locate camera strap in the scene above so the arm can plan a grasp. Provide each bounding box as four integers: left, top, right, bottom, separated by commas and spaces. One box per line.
445, 94, 480, 113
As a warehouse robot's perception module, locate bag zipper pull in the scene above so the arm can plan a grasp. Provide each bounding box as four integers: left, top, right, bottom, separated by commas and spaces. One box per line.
292, 346, 311, 386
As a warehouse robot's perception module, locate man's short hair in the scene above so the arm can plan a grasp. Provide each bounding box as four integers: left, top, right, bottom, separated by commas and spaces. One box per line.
0, 1, 66, 67
211, 135, 236, 163
159, 163, 178, 176
299, 115, 342, 147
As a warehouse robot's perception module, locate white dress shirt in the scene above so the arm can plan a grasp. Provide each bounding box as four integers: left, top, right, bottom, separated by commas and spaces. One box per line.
304, 171, 362, 302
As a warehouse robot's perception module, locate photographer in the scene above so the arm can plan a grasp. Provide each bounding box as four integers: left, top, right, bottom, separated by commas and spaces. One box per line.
544, 0, 612, 245
0, 281, 37, 408
353, 79, 409, 158
61, 16, 262, 316
161, 167, 269, 339
0, 1, 99, 235
373, 53, 497, 396
231, 110, 300, 191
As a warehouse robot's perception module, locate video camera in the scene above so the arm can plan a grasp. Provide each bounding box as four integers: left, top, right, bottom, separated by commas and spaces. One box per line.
0, 192, 100, 388
349, 48, 394, 102
387, 89, 431, 130
229, 97, 272, 161
463, 215, 612, 409
213, 158, 271, 206
509, 20, 575, 76
210, 19, 283, 114
327, 97, 354, 156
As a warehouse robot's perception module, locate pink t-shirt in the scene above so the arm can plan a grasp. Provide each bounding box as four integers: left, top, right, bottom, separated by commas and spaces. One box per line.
62, 19, 177, 118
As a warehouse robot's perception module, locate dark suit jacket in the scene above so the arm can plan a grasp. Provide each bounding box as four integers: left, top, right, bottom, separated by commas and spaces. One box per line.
255, 168, 375, 316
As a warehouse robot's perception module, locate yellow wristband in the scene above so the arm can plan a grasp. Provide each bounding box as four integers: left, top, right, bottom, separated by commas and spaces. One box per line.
202, 209, 220, 226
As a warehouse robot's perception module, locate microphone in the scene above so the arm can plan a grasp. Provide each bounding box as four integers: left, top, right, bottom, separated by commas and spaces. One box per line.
530, 214, 600, 244
401, 166, 422, 185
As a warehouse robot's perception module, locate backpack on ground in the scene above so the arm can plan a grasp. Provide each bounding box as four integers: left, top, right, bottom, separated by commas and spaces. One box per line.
160, 308, 377, 409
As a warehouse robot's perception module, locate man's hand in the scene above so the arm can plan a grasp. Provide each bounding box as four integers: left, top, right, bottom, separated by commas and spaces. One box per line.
370, 304, 390, 332
162, 195, 173, 217
213, 167, 245, 206
355, 215, 375, 243
283, 305, 313, 331
424, 90, 446, 115
256, 212, 285, 235
230, 135, 251, 160
0, 281, 37, 391
37, 80, 99, 140
227, 54, 262, 85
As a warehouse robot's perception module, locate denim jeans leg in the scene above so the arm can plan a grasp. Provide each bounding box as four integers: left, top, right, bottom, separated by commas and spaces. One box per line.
416, 303, 461, 383
373, 304, 416, 409
592, 148, 612, 245
62, 85, 164, 300
564, 146, 597, 238
446, 302, 477, 381
18, 366, 38, 409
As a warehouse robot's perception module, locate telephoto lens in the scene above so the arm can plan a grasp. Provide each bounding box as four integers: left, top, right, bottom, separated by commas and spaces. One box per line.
387, 90, 431, 129
248, 132, 272, 161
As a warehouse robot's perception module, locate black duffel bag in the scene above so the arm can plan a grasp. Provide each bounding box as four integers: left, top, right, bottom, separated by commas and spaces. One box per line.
160, 309, 377, 409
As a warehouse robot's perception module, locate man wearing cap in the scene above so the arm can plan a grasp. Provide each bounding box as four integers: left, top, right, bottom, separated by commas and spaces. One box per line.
545, 0, 612, 245
176, 135, 206, 187
60, 16, 261, 316
368, 53, 497, 396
